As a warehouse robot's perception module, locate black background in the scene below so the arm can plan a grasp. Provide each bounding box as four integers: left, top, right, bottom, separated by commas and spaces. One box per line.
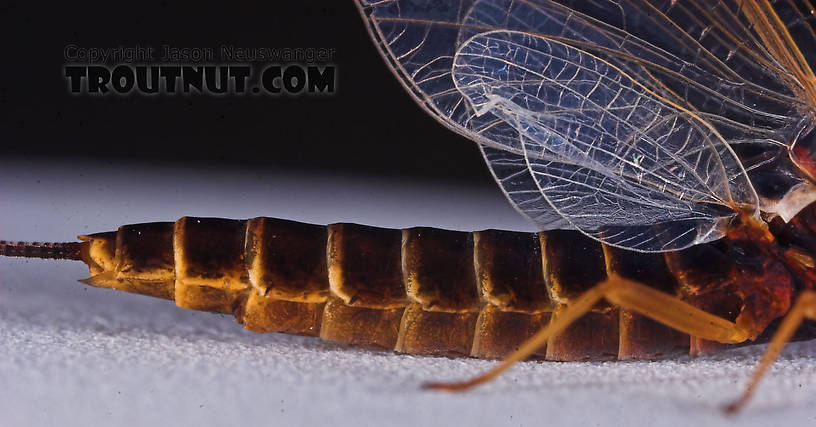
0, 1, 491, 183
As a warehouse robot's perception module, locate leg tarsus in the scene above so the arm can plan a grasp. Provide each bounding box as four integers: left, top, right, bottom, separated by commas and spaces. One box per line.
724, 291, 816, 414
424, 281, 611, 392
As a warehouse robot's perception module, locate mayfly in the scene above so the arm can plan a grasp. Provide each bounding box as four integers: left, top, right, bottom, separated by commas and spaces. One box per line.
3, 0, 816, 413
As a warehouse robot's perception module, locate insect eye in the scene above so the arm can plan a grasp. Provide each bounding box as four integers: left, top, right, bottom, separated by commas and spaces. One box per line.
790, 127, 816, 183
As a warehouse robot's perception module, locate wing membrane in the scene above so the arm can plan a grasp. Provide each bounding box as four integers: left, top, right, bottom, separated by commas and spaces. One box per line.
356, 0, 816, 251
480, 144, 573, 229
453, 30, 754, 250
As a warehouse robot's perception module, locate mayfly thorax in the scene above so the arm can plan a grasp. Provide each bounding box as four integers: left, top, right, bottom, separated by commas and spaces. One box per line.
3, 0, 816, 413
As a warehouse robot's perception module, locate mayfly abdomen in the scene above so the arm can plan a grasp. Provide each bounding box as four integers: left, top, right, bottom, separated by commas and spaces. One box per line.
77, 215, 705, 361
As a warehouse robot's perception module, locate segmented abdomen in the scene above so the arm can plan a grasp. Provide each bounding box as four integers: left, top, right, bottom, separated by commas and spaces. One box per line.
80, 216, 720, 361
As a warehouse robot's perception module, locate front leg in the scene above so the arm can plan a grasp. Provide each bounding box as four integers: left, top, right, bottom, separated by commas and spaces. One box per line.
725, 290, 816, 412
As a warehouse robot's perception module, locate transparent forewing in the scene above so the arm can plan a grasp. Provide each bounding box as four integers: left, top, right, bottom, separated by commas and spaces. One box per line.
454, 31, 754, 250
357, 0, 574, 230
356, 0, 815, 250
456, 0, 813, 223
460, 1, 804, 133
357, 0, 522, 151
480, 144, 573, 229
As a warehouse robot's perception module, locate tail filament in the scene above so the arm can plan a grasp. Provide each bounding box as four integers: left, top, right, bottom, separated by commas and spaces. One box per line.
0, 240, 83, 261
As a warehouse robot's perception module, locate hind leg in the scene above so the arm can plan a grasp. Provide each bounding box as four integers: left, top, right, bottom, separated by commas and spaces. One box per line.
426, 274, 751, 391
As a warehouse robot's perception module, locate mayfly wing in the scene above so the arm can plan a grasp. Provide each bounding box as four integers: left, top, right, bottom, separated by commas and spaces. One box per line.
356, 0, 573, 229
453, 30, 755, 251
772, 0, 816, 72
457, 0, 815, 222
598, 0, 816, 217
355, 0, 816, 250
730, 0, 816, 197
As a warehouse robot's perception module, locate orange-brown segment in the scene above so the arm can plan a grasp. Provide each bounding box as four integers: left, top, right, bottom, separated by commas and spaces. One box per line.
604, 246, 688, 359
239, 291, 323, 336
541, 231, 616, 360
112, 222, 175, 299
327, 223, 406, 308
396, 303, 478, 356
402, 227, 479, 312
474, 229, 551, 313
471, 305, 550, 359
664, 243, 742, 355
320, 297, 405, 349
246, 217, 329, 303
173, 217, 249, 312
78, 231, 116, 275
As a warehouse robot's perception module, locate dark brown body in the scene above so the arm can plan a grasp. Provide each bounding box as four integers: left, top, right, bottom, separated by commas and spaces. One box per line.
75, 206, 816, 361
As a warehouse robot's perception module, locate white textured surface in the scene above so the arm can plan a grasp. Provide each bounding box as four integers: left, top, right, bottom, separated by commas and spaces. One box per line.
2, 159, 816, 427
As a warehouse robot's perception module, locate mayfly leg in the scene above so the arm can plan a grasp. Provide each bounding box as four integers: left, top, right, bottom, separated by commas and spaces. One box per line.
427, 270, 815, 413
425, 275, 751, 392
725, 290, 816, 413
